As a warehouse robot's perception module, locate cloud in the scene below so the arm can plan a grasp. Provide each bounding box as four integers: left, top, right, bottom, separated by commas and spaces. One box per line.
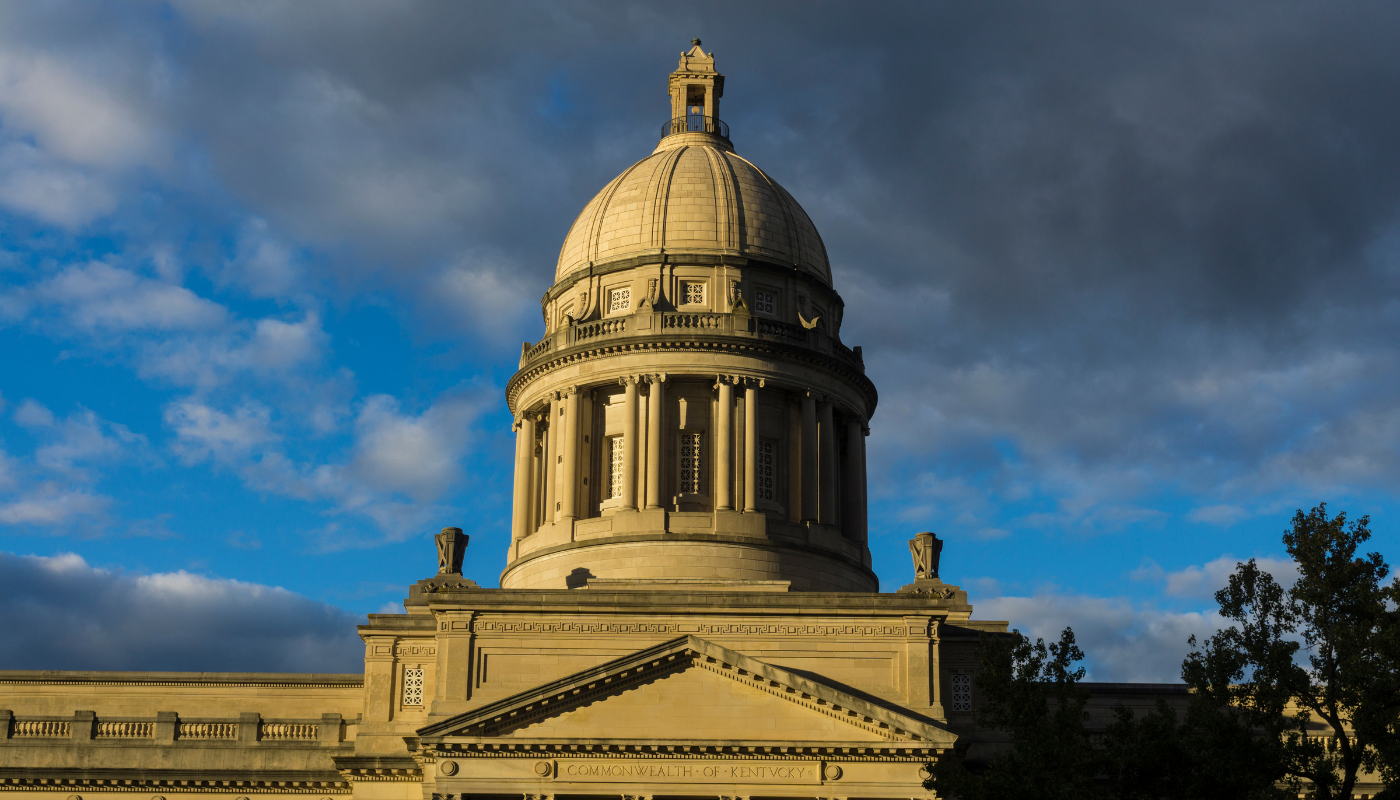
165, 399, 276, 464
349, 393, 486, 501
0, 483, 110, 526
162, 389, 492, 540
1153, 555, 1299, 600
0, 551, 362, 671
978, 593, 1225, 683
23, 261, 227, 332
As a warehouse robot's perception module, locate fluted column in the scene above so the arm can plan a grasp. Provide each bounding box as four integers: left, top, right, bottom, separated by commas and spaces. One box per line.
636, 387, 648, 503
645, 375, 665, 510
529, 413, 544, 533
511, 415, 534, 540
843, 415, 867, 543
818, 400, 837, 525
715, 377, 734, 510
787, 397, 802, 522
743, 379, 761, 513
621, 376, 639, 511
560, 388, 580, 521
543, 394, 560, 523
800, 392, 818, 522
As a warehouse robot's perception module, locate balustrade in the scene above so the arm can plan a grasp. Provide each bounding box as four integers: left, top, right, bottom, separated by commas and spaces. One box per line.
573, 318, 626, 342
13, 720, 69, 737
95, 721, 153, 738
661, 313, 723, 329
260, 722, 318, 740
178, 722, 237, 740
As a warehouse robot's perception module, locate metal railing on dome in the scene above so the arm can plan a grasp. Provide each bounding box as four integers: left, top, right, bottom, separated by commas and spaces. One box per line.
661, 116, 729, 139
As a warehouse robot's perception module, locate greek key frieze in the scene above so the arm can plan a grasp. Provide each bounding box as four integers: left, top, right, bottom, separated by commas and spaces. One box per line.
473, 621, 914, 636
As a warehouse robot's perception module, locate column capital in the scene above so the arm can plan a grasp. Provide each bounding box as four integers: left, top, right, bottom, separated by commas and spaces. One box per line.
619, 374, 640, 386
646, 372, 667, 384
558, 385, 578, 398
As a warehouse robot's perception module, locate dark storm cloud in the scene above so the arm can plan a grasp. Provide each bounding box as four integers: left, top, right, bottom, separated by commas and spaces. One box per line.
0, 551, 362, 671
6, 0, 1400, 528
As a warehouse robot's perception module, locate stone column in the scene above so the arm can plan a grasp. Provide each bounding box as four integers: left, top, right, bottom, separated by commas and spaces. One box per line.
510, 415, 532, 541
645, 375, 665, 510
787, 397, 802, 522
636, 388, 648, 503
621, 376, 638, 511
528, 415, 543, 533
560, 388, 580, 521
843, 415, 867, 543
743, 379, 760, 512
800, 392, 818, 522
715, 377, 733, 510
818, 400, 837, 526
543, 394, 560, 523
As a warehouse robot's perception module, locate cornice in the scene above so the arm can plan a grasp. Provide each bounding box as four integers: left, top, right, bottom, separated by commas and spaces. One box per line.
507, 335, 877, 415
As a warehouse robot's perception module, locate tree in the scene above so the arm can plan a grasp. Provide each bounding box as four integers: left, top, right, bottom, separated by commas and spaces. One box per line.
925, 627, 1108, 800
924, 624, 1287, 800
1184, 504, 1400, 800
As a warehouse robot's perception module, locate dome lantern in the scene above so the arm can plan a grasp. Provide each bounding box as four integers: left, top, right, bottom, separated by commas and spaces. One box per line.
665, 39, 726, 140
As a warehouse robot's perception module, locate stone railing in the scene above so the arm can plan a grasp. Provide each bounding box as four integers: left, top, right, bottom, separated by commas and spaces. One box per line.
13, 720, 69, 738
514, 311, 870, 390
752, 317, 807, 343
178, 721, 237, 740
3, 713, 346, 746
522, 337, 553, 364
573, 318, 625, 342
95, 720, 153, 738
260, 722, 318, 740
661, 313, 723, 330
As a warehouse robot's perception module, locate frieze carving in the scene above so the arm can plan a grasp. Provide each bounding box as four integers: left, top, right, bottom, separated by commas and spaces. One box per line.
393, 644, 437, 657
473, 621, 917, 636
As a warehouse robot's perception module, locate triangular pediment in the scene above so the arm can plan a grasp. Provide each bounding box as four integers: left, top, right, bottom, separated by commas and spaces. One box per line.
417, 636, 957, 749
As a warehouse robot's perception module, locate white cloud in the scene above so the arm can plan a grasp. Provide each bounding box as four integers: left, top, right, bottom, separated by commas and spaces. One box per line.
0, 551, 361, 671
1159, 554, 1298, 600
13, 399, 54, 428
0, 483, 110, 525
223, 218, 301, 298
977, 593, 1225, 683
0, 50, 154, 168
28, 261, 227, 332
349, 394, 484, 501
137, 313, 326, 388
0, 142, 118, 227
165, 399, 276, 464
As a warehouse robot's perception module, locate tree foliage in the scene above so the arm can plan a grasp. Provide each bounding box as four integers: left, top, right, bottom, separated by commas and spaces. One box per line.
925, 627, 1286, 800
1185, 504, 1400, 799
927, 503, 1400, 799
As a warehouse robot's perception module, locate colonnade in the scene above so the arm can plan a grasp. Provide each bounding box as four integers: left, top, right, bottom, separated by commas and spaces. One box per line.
509, 375, 868, 547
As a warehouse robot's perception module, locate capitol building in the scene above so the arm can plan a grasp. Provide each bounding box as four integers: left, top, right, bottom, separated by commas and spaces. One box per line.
0, 43, 1179, 800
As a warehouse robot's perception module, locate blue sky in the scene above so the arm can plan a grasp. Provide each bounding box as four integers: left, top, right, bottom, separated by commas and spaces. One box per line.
2, 1, 1399, 680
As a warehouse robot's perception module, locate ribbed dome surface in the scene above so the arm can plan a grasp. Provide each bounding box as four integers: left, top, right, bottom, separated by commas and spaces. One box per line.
556, 140, 832, 285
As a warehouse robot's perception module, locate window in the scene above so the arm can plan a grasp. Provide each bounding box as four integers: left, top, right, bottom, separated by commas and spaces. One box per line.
609, 436, 625, 498
951, 674, 972, 712
754, 290, 776, 315
403, 667, 424, 707
757, 440, 776, 502
683, 281, 705, 305
608, 287, 631, 313
679, 431, 703, 494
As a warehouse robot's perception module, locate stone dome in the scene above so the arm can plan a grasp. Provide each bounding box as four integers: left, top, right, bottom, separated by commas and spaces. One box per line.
555, 135, 833, 286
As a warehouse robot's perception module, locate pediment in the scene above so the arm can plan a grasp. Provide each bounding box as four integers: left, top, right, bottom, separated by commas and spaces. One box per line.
417, 636, 957, 749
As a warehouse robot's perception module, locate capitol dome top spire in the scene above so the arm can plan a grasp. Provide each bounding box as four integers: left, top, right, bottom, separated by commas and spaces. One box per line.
553, 44, 833, 287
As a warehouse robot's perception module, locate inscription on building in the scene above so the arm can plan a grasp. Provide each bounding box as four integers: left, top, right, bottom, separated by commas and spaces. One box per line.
554, 759, 822, 784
